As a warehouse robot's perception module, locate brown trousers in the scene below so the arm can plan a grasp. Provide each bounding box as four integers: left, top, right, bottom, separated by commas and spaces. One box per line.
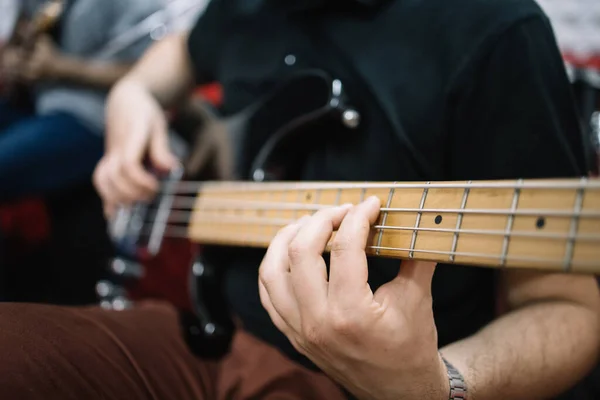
0, 301, 347, 400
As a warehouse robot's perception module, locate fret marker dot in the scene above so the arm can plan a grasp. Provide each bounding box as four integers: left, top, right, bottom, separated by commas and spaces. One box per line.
536, 217, 545, 229
305, 192, 312, 201
434, 215, 443, 225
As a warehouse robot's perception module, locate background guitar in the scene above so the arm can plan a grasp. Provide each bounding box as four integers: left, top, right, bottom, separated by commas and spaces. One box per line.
0, 0, 65, 105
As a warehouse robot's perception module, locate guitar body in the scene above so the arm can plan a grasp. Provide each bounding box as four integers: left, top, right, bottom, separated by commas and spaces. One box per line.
101, 70, 361, 358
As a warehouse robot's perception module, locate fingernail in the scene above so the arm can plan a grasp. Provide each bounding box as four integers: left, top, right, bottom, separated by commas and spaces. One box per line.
367, 196, 381, 206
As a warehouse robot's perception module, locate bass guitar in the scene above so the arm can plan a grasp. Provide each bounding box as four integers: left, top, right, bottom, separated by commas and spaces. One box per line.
97, 69, 600, 360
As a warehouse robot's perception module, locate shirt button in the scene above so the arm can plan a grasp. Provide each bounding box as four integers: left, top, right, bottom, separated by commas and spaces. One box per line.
284, 54, 296, 66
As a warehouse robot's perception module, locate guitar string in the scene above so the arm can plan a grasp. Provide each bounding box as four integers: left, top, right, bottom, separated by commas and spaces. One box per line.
137, 224, 598, 270
140, 196, 600, 218
139, 212, 600, 242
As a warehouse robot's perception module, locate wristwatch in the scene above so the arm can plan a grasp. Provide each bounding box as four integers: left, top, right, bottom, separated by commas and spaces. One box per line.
442, 356, 468, 400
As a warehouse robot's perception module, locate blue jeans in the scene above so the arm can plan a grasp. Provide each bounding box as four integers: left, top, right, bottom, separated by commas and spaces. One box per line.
0, 101, 105, 297
0, 101, 104, 202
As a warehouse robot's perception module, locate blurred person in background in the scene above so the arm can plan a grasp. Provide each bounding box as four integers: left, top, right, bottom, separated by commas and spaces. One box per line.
0, 0, 169, 203
0, 0, 176, 304
0, 0, 19, 49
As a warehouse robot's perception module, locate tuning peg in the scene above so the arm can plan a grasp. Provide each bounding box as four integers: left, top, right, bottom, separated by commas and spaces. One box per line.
110, 258, 144, 279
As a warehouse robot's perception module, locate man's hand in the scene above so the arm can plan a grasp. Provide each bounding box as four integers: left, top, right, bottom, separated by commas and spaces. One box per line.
258, 196, 450, 400
93, 79, 179, 217
1, 35, 61, 84
0, 45, 23, 83
19, 35, 59, 82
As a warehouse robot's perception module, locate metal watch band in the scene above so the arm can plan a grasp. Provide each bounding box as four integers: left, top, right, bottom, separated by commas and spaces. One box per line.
442, 356, 468, 400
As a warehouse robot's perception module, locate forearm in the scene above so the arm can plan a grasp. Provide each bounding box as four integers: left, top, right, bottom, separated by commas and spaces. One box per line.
52, 56, 132, 89
119, 32, 195, 108
440, 301, 600, 400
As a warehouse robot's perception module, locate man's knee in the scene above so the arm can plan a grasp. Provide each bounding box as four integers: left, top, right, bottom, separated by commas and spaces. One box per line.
0, 302, 177, 399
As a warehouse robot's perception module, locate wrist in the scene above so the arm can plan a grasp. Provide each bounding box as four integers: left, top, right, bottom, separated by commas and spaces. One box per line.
439, 354, 468, 400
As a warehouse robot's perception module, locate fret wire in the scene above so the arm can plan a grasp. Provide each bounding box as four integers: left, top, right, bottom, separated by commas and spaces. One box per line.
409, 182, 430, 258
313, 188, 321, 214
376, 184, 396, 255
450, 181, 471, 262
293, 190, 303, 219
360, 187, 366, 202
563, 177, 587, 272
334, 188, 342, 206
500, 179, 522, 267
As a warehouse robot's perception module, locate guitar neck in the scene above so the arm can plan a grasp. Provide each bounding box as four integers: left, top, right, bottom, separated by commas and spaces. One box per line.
186, 178, 600, 274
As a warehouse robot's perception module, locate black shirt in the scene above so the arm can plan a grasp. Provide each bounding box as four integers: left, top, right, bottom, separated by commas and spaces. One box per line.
187, 0, 587, 371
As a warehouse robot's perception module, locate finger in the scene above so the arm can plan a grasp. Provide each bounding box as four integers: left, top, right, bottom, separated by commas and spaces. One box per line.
93, 157, 123, 210
119, 153, 159, 196
119, 122, 161, 193
119, 159, 158, 201
259, 217, 308, 332
258, 278, 307, 356
395, 259, 437, 296
372, 260, 437, 310
328, 196, 381, 308
288, 205, 353, 318
258, 278, 294, 336
103, 157, 148, 205
149, 124, 178, 172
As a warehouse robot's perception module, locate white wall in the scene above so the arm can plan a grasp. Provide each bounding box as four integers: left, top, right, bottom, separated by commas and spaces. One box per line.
536, 0, 600, 60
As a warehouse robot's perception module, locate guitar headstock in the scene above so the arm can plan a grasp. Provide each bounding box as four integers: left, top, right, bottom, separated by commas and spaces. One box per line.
22, 0, 65, 40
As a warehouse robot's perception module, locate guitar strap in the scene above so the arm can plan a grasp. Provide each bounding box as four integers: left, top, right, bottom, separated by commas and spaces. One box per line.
93, 0, 209, 60
297, 16, 373, 131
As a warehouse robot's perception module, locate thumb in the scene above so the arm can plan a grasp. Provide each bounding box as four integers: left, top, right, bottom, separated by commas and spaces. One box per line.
395, 259, 437, 296
373, 260, 436, 306
149, 124, 178, 172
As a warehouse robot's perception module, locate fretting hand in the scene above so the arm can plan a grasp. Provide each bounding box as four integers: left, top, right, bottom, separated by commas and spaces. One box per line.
19, 35, 60, 82
2, 35, 61, 84
258, 196, 450, 400
0, 46, 24, 83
